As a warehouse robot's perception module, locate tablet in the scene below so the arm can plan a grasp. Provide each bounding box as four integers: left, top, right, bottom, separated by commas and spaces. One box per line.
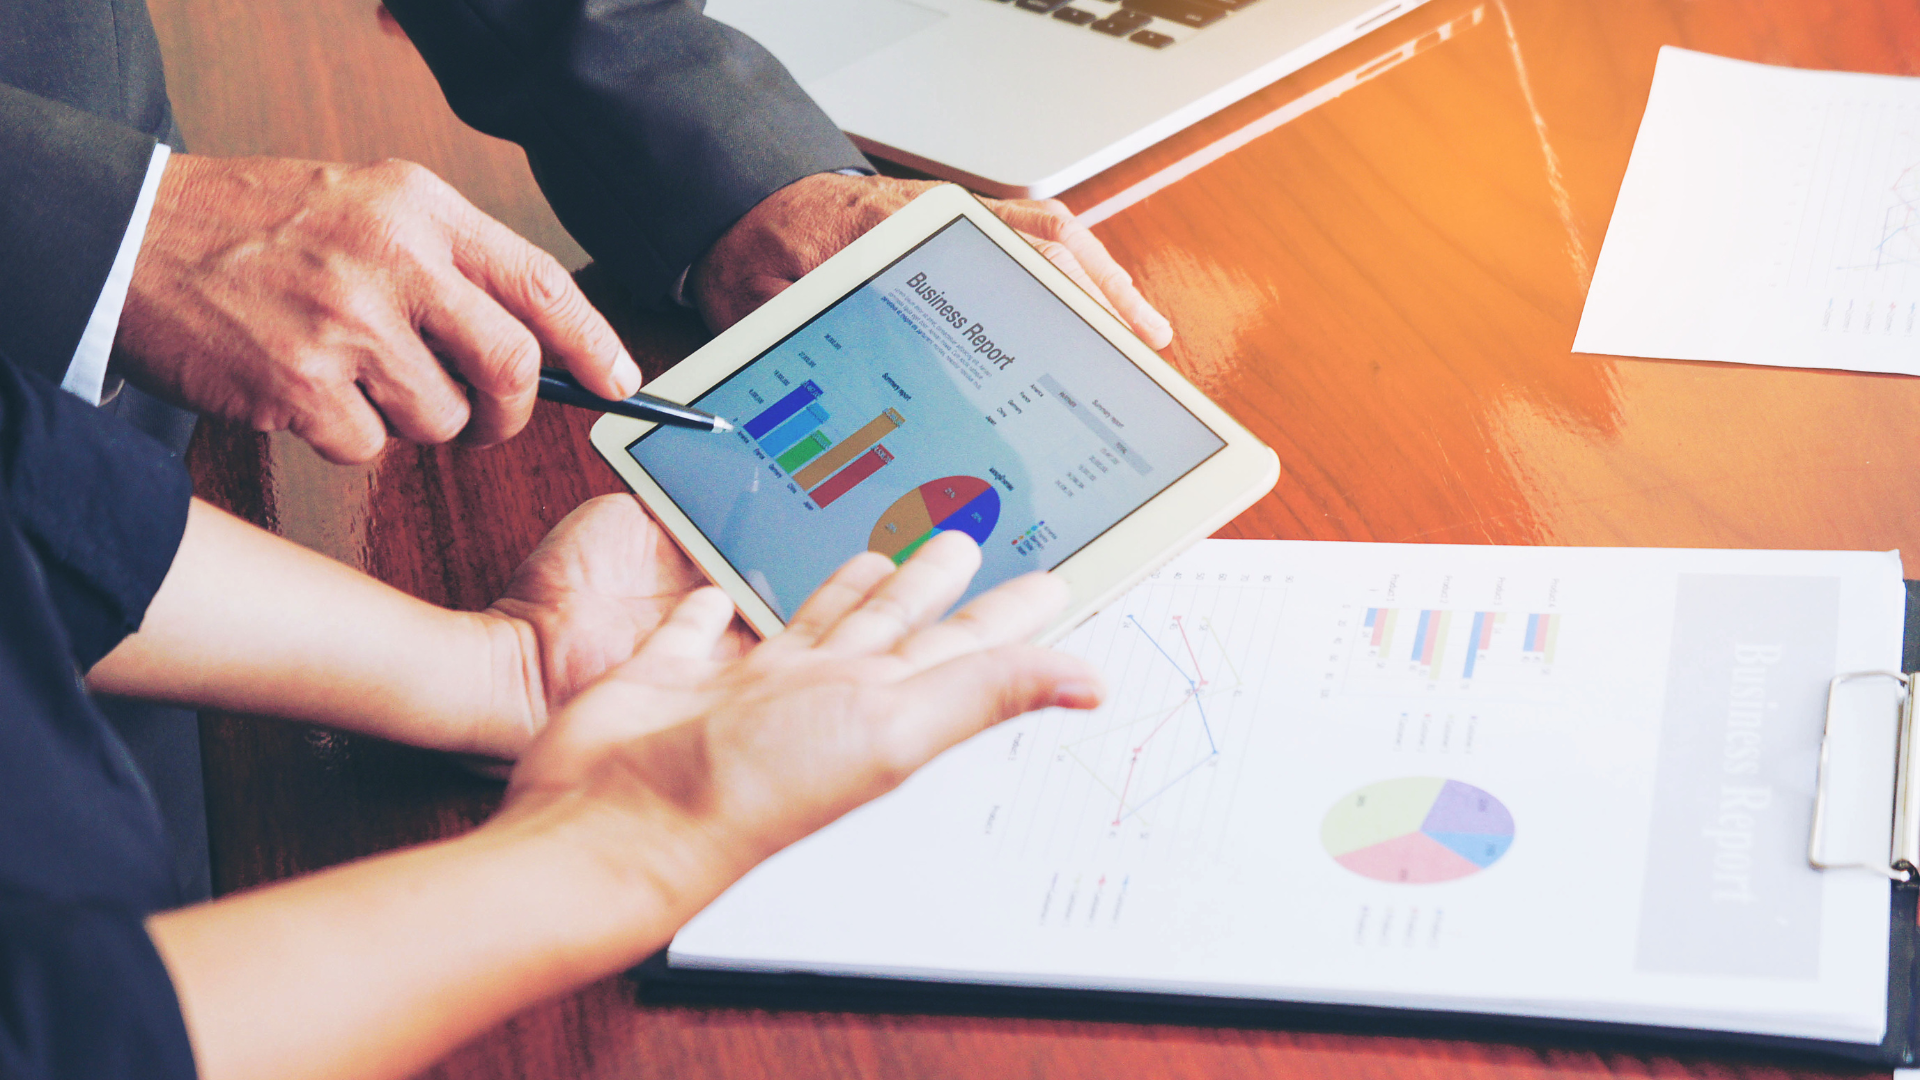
589, 183, 1278, 643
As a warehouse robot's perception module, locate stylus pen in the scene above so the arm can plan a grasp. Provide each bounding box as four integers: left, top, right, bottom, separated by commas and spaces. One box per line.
536, 368, 733, 432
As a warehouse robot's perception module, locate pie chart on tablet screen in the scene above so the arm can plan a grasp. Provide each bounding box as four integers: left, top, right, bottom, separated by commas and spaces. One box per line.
868, 476, 1001, 564
1322, 778, 1514, 884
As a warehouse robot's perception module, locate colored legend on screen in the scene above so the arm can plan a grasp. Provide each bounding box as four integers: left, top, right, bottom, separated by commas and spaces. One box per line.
869, 476, 1002, 564
1523, 613, 1560, 664
1462, 611, 1505, 679
744, 381, 824, 440
811, 445, 894, 508
794, 408, 905, 490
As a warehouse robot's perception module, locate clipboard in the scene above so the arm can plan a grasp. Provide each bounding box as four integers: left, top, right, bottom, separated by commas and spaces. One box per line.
629, 581, 1920, 1065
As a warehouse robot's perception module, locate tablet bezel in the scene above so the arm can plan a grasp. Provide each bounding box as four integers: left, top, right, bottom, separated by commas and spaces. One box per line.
589, 183, 1279, 644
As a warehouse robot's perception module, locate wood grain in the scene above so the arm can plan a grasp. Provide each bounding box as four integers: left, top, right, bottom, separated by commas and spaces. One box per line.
147, 0, 1915, 1075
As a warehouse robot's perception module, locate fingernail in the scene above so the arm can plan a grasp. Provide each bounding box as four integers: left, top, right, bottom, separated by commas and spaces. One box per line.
1148, 310, 1173, 347
1055, 679, 1104, 708
614, 348, 643, 396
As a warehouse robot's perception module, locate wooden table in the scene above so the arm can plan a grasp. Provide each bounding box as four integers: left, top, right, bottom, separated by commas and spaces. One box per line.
148, 0, 1920, 1075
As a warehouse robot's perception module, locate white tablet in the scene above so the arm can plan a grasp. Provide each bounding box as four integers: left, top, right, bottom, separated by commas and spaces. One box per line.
589, 184, 1278, 643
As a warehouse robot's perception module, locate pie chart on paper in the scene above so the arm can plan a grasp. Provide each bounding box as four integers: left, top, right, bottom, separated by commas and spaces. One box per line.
868, 476, 1001, 564
1322, 778, 1514, 884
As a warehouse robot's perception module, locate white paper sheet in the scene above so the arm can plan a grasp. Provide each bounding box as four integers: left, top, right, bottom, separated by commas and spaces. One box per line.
1575, 47, 1920, 374
672, 539, 1907, 1043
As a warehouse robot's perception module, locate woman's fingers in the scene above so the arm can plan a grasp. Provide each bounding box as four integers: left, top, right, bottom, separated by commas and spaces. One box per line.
628, 587, 737, 666
891, 570, 1070, 673
816, 530, 982, 656
875, 646, 1104, 775
781, 551, 898, 645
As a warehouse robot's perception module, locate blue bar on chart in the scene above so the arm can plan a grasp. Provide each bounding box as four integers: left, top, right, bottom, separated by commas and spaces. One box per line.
1522, 613, 1560, 663
744, 381, 824, 440
1363, 607, 1398, 655
757, 402, 831, 457
1411, 610, 1432, 666
1462, 611, 1499, 679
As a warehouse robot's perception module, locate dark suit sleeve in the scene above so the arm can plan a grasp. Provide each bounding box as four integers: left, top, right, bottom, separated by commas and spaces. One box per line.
0, 83, 158, 385
0, 358, 190, 671
381, 0, 871, 306
0, 894, 198, 1080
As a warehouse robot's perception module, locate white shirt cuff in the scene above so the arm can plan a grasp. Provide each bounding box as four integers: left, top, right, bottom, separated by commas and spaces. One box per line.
63, 142, 170, 405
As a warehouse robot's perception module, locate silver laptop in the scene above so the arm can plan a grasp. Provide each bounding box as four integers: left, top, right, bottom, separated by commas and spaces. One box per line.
705, 0, 1428, 197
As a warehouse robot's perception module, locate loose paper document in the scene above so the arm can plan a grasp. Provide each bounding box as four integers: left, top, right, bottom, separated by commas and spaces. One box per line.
1575, 47, 1920, 374
673, 540, 1907, 1043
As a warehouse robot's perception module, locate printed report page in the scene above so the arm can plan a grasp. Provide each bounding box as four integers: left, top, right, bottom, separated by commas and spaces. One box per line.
629, 216, 1224, 619
671, 540, 1906, 1043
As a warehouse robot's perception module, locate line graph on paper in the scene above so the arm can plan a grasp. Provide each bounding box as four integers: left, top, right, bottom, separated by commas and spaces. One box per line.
989, 568, 1288, 866
1859, 161, 1920, 271
1784, 102, 1920, 336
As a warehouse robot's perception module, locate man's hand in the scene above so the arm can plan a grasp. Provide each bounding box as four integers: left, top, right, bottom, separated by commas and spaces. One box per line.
114, 154, 642, 463
474, 494, 753, 758
689, 173, 1174, 350
499, 530, 1103, 905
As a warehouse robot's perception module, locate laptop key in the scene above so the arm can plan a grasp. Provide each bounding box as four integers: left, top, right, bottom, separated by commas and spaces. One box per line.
1120, 0, 1224, 26
1129, 28, 1174, 46
1016, 0, 1070, 10
1090, 9, 1151, 34
1052, 6, 1099, 23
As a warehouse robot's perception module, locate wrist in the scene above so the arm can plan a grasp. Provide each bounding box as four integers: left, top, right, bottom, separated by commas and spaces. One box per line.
464, 608, 545, 761
478, 784, 738, 976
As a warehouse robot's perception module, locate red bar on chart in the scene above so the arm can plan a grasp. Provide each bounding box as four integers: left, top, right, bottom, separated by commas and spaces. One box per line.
811, 444, 894, 508
1421, 611, 1451, 669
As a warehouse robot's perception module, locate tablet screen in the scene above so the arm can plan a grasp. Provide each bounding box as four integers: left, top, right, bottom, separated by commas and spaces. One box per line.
628, 216, 1227, 621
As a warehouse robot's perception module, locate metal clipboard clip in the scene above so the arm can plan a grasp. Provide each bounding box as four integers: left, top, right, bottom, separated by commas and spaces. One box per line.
1810, 671, 1918, 882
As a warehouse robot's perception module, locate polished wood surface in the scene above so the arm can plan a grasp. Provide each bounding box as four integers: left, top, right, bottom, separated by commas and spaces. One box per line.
148, 0, 1920, 1076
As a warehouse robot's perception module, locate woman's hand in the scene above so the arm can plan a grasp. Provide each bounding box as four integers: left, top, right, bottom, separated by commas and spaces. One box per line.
470, 494, 755, 760
499, 530, 1104, 913
146, 531, 1101, 1080
89, 494, 749, 765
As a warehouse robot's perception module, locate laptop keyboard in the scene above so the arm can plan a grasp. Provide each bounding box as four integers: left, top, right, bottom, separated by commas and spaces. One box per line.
994, 0, 1262, 49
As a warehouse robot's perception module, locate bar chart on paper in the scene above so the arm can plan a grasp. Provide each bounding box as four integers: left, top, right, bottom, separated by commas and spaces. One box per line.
1345, 605, 1562, 697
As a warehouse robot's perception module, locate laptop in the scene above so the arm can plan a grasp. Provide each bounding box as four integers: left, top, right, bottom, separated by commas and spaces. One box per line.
704, 0, 1430, 197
